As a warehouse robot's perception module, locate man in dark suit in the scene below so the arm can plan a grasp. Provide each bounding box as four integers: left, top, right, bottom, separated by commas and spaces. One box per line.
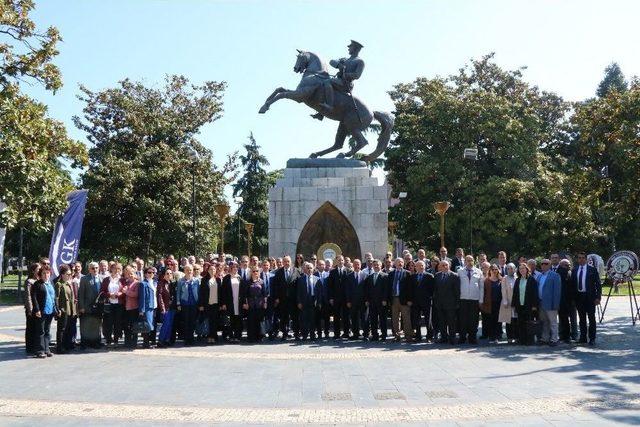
346, 259, 368, 340
556, 257, 575, 343
272, 255, 300, 340
364, 259, 389, 341
388, 258, 413, 342
433, 260, 460, 344
313, 259, 331, 338
570, 252, 602, 345
410, 260, 435, 342
328, 255, 350, 339
296, 262, 320, 340
450, 248, 465, 273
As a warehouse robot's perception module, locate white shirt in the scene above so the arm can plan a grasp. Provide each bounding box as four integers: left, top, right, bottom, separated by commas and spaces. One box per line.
208, 278, 219, 305
107, 276, 120, 304
231, 276, 240, 315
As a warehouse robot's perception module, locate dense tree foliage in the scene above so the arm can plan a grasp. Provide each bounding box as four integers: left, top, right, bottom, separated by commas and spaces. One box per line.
225, 134, 271, 257
75, 76, 237, 259
596, 63, 628, 98
0, 0, 87, 232
385, 54, 608, 258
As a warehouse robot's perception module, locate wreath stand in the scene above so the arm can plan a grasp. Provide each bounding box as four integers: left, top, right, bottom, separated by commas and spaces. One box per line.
599, 278, 640, 325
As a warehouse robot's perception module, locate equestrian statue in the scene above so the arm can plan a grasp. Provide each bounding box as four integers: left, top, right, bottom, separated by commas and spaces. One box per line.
258, 40, 394, 163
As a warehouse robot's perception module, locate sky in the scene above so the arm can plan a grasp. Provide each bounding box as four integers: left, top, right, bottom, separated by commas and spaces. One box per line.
26, 0, 640, 195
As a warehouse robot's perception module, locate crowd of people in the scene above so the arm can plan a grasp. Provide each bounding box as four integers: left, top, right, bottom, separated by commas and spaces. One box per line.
22, 247, 603, 359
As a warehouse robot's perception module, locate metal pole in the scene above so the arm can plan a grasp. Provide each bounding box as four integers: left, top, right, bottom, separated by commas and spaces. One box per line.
192, 173, 196, 256
17, 227, 24, 302
608, 187, 616, 252
440, 214, 445, 249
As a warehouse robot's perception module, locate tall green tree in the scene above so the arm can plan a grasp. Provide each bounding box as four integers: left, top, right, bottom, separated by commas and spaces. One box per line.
569, 78, 640, 254
75, 75, 237, 259
1, 0, 87, 232
596, 63, 628, 98
385, 54, 601, 257
228, 133, 271, 257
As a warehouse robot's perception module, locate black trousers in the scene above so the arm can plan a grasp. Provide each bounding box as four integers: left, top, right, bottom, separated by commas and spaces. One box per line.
25, 312, 36, 354
299, 304, 315, 338
515, 306, 534, 345
350, 303, 369, 337
412, 300, 432, 339
458, 300, 479, 341
576, 295, 597, 342
124, 309, 138, 348
559, 302, 578, 341
34, 313, 53, 354
102, 303, 124, 344
316, 304, 331, 337
230, 314, 243, 339
436, 306, 456, 342
207, 304, 220, 340
181, 305, 197, 344
332, 302, 350, 337
247, 308, 263, 341
369, 304, 388, 338
56, 312, 75, 352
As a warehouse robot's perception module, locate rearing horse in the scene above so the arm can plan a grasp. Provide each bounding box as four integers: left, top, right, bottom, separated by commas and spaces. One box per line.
258, 50, 394, 162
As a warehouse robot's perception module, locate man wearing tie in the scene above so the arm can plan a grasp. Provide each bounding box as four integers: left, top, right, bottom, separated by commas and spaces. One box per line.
239, 256, 251, 283
346, 259, 369, 340
450, 248, 465, 273
314, 259, 331, 338
296, 262, 319, 340
552, 253, 578, 342
570, 252, 602, 345
364, 259, 389, 341
362, 253, 375, 276
497, 251, 508, 277
433, 260, 460, 345
388, 258, 413, 342
260, 259, 276, 340
272, 255, 300, 340
328, 255, 350, 339
410, 260, 435, 342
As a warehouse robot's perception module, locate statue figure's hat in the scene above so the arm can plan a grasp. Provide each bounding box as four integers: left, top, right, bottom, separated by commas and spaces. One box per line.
349, 40, 364, 50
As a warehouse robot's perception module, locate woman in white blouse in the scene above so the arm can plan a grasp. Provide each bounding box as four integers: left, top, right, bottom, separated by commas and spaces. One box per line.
221, 262, 247, 342
100, 262, 123, 346
198, 264, 223, 343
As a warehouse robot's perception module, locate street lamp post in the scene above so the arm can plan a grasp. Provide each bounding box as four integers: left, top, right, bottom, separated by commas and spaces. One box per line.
187, 147, 199, 256
213, 203, 230, 259
233, 196, 244, 255
433, 201, 451, 249
601, 165, 616, 253
463, 148, 479, 254
244, 222, 254, 257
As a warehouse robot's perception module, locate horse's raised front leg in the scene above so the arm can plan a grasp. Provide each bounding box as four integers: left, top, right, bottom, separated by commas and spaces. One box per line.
338, 129, 368, 158
258, 87, 286, 114
259, 87, 311, 114
310, 123, 348, 158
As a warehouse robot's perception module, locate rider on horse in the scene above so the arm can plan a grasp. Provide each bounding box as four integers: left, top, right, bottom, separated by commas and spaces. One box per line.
312, 40, 365, 121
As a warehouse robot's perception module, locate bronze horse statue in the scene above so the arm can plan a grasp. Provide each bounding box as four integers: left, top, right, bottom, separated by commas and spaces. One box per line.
258, 50, 394, 162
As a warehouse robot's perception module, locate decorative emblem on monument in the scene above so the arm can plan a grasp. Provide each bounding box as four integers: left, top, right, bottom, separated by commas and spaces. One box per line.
317, 243, 342, 262
259, 40, 394, 162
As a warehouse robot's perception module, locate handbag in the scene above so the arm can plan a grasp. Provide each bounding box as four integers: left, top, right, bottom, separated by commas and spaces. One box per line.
526, 319, 542, 337
89, 292, 104, 316
195, 314, 209, 337
132, 320, 152, 334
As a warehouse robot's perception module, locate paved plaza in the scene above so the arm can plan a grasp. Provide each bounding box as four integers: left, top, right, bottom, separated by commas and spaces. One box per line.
0, 297, 638, 426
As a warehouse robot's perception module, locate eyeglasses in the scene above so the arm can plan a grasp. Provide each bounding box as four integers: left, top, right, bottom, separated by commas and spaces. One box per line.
541, 262, 550, 265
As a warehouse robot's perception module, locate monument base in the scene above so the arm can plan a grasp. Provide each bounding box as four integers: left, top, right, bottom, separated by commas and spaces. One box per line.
268, 158, 389, 260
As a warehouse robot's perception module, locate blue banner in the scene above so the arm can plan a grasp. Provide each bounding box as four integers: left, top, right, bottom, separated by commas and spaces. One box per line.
48, 190, 89, 278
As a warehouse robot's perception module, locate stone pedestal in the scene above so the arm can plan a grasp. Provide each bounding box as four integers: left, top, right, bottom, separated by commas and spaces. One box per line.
268, 158, 389, 260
